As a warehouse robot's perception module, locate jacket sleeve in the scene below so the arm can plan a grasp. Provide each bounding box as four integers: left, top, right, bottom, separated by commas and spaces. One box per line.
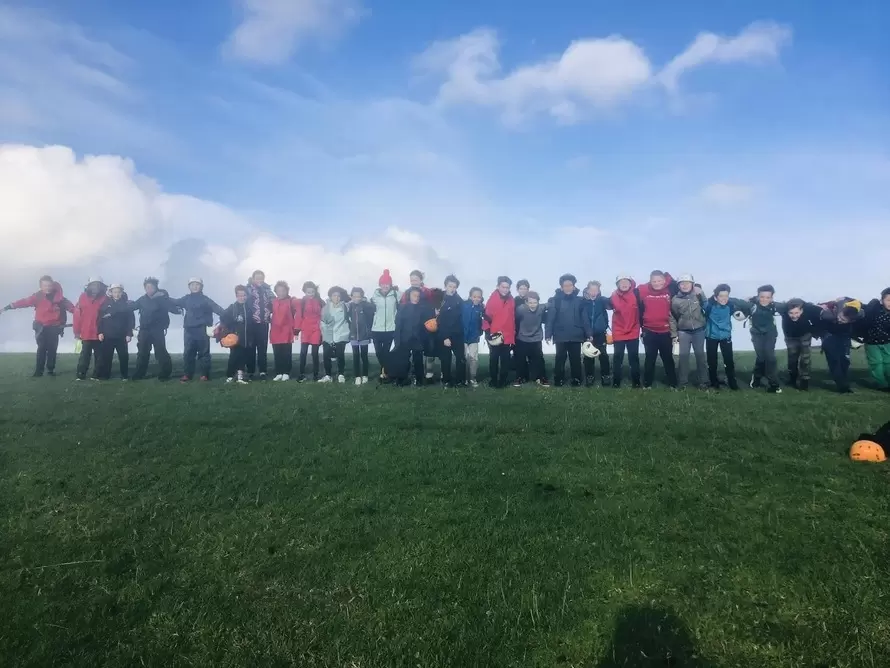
394, 310, 404, 348
8, 294, 38, 309
170, 296, 186, 308
209, 298, 226, 318
293, 299, 303, 331
544, 299, 555, 338
669, 304, 679, 339
482, 299, 493, 331
62, 298, 76, 314
73, 301, 82, 337
97, 305, 108, 335
581, 300, 593, 339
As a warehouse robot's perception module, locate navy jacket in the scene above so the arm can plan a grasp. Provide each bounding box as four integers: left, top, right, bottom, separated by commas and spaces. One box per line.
585, 295, 610, 335
129, 289, 179, 333
437, 293, 464, 339
172, 292, 225, 329
545, 289, 592, 343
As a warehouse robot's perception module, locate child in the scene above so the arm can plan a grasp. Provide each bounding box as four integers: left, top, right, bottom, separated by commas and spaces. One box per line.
608, 274, 641, 388
780, 297, 825, 391
462, 287, 485, 387
128, 278, 179, 381
818, 297, 863, 394
703, 284, 748, 390
347, 287, 376, 385
583, 280, 612, 387
400, 270, 437, 379
221, 285, 250, 384
483, 276, 516, 388
436, 275, 466, 387
515, 280, 531, 310
2, 275, 75, 377
862, 288, 890, 391
320, 286, 350, 383
245, 270, 274, 379
270, 281, 298, 381
171, 278, 225, 382
747, 284, 785, 393
370, 269, 400, 380
393, 287, 435, 385
97, 284, 135, 381
296, 281, 324, 382
73, 277, 108, 381
668, 274, 707, 390
514, 291, 549, 386
545, 273, 591, 387
638, 270, 678, 389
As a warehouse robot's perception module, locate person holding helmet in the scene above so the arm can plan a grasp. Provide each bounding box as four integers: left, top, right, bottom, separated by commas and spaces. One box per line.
73, 277, 108, 380
545, 273, 592, 387
638, 270, 678, 389
170, 278, 225, 382
96, 284, 135, 381
609, 274, 641, 388
583, 280, 611, 387
221, 285, 251, 384
483, 276, 516, 389
2, 275, 75, 377
669, 274, 708, 390
703, 284, 749, 390
128, 277, 180, 382
393, 286, 435, 385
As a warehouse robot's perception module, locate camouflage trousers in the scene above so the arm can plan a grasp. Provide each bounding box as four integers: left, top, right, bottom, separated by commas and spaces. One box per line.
785, 334, 813, 380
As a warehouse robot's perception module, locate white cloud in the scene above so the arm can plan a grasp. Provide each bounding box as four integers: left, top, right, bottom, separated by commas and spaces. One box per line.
416, 22, 791, 125
225, 0, 365, 64
658, 21, 792, 92
699, 182, 755, 205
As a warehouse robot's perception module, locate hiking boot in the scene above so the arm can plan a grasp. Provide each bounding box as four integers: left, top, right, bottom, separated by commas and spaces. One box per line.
786, 373, 798, 388
47, 370, 56, 377
538, 378, 551, 387
798, 379, 809, 391
512, 379, 523, 388
767, 385, 782, 394
585, 376, 595, 388
601, 375, 612, 388
180, 375, 191, 383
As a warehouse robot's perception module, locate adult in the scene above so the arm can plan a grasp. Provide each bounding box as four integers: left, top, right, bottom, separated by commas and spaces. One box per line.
73, 277, 108, 381
129, 277, 179, 381
245, 270, 274, 379
370, 269, 400, 379
2, 275, 75, 377
483, 276, 516, 388
545, 273, 592, 387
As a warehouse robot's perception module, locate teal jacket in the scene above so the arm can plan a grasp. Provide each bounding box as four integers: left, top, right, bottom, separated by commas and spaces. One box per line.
704, 298, 750, 341
748, 300, 786, 337
370, 288, 400, 333
321, 301, 350, 343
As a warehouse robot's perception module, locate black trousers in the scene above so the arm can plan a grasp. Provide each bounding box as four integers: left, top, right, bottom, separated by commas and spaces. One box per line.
372, 332, 395, 375
98, 337, 129, 379
822, 332, 851, 390
439, 335, 466, 384
515, 340, 546, 381
612, 339, 640, 387
706, 338, 736, 388
323, 342, 347, 377
642, 330, 677, 388
272, 343, 293, 375
299, 343, 320, 379
352, 343, 370, 377
76, 340, 101, 379
227, 345, 247, 378
183, 331, 212, 379
134, 330, 172, 380
34, 326, 62, 375
583, 333, 611, 381
554, 341, 583, 386
246, 322, 269, 375
488, 344, 512, 387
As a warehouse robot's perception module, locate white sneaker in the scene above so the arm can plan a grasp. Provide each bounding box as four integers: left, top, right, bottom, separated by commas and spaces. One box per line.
259, 372, 266, 380
318, 375, 332, 383
272, 374, 282, 381
362, 376, 369, 384
355, 377, 363, 386
337, 374, 346, 383
226, 377, 235, 383
425, 372, 434, 380
469, 380, 479, 388
281, 374, 290, 381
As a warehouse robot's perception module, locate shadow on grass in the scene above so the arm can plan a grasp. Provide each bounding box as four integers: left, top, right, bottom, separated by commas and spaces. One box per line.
596, 605, 713, 668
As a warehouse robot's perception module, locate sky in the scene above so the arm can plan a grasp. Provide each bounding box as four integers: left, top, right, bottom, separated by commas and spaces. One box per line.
0, 0, 888, 351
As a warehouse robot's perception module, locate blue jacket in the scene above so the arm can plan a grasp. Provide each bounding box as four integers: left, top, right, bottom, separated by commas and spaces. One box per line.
546, 289, 592, 343
462, 301, 484, 343
172, 292, 225, 330
704, 298, 749, 341
585, 295, 610, 335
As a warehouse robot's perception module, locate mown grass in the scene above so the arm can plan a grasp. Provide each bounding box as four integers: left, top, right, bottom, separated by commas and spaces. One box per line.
1, 351, 888, 667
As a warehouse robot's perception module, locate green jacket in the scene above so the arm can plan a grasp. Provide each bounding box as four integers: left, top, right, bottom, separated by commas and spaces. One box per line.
321, 301, 350, 343
669, 291, 706, 338
370, 288, 400, 333
748, 300, 786, 336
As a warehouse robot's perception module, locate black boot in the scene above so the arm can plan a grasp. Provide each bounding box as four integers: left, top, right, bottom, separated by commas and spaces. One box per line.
787, 372, 798, 388
798, 379, 809, 391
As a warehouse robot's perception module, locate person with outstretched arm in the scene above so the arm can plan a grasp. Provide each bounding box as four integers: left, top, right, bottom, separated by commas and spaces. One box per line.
127, 277, 180, 381
170, 278, 225, 382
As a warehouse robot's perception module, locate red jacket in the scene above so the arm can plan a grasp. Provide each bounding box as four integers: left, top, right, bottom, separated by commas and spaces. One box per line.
400, 286, 433, 304
295, 296, 323, 346
609, 280, 641, 342
270, 297, 298, 345
483, 291, 516, 346
73, 292, 108, 341
637, 273, 674, 335
9, 282, 74, 326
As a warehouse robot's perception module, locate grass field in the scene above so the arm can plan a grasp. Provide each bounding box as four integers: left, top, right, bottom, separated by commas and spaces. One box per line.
1, 350, 888, 668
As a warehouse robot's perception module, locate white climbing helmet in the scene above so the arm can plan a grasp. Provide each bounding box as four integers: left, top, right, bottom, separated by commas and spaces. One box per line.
677, 273, 695, 284
582, 341, 601, 358
488, 332, 504, 347
732, 311, 748, 322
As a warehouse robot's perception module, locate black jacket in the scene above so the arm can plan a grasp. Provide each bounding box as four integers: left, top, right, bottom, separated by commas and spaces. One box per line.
98, 296, 136, 339
545, 289, 592, 343
861, 299, 890, 345
395, 301, 434, 350
346, 299, 376, 342
172, 292, 225, 329
221, 302, 251, 346
781, 302, 824, 338
130, 289, 179, 333
437, 293, 464, 339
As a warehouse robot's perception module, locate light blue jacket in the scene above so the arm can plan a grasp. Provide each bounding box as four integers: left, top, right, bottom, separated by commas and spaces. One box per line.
321, 301, 350, 343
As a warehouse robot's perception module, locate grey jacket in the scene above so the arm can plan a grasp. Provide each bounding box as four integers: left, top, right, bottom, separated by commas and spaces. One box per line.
516, 303, 546, 343
321, 301, 350, 343
669, 291, 707, 338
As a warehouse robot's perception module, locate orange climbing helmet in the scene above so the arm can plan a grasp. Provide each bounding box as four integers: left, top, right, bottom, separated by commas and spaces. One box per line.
424, 318, 438, 333
849, 440, 887, 463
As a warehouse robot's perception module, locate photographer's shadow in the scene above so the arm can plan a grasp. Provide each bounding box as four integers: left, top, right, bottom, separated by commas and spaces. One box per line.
596, 605, 713, 668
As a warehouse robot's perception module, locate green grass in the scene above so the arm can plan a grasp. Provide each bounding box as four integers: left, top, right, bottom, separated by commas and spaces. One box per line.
1, 351, 888, 667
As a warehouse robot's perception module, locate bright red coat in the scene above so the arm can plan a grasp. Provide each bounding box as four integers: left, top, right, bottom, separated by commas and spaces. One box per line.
10, 282, 74, 326
637, 273, 674, 335
270, 297, 298, 345
609, 280, 640, 342
483, 291, 516, 346
295, 296, 323, 346
73, 292, 107, 341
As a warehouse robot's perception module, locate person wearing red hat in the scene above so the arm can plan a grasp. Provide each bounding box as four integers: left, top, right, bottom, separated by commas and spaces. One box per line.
370, 269, 400, 380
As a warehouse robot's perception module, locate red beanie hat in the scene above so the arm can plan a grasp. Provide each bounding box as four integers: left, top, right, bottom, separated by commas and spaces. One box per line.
379, 269, 392, 286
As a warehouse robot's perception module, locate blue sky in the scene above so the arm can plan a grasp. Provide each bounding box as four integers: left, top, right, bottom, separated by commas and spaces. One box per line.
0, 0, 888, 349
